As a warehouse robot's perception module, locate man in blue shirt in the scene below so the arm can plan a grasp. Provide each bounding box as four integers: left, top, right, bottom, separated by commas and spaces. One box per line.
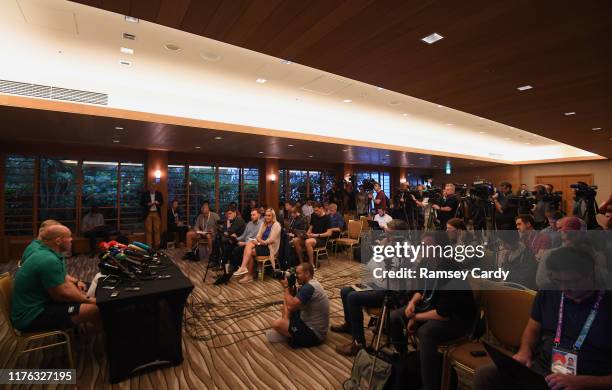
327, 203, 345, 238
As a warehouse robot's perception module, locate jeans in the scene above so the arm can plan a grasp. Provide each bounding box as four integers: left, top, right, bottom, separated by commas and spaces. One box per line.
390, 307, 469, 390
340, 287, 386, 345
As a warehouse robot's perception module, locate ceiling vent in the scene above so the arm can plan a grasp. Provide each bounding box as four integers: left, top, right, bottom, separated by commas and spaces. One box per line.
0, 79, 108, 105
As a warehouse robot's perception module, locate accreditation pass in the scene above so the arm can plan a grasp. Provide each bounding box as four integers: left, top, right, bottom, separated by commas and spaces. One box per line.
0, 369, 76, 384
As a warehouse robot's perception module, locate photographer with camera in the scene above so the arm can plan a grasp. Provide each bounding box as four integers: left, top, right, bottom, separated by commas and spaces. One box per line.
268, 263, 330, 348
492, 182, 518, 230
431, 183, 459, 230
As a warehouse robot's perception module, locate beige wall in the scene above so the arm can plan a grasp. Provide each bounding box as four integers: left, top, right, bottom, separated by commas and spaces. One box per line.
519, 160, 612, 206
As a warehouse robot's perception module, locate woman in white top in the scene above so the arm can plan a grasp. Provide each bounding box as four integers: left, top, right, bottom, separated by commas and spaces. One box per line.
233, 208, 281, 283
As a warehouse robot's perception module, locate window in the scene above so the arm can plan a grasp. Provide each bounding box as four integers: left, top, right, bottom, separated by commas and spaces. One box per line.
356, 171, 391, 196
168, 165, 187, 215
38, 158, 78, 231
278, 170, 335, 203
4, 155, 35, 236
189, 165, 216, 223
289, 170, 308, 202
82, 161, 118, 231
218, 167, 240, 213
119, 163, 144, 233
309, 171, 322, 201
241, 168, 259, 210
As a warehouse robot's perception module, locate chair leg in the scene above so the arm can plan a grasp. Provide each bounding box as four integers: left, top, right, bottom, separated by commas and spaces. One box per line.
258, 262, 264, 281
64, 332, 75, 368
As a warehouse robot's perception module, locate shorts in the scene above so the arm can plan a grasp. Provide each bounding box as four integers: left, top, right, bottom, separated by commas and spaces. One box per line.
22, 302, 81, 332
255, 245, 270, 256
288, 311, 321, 348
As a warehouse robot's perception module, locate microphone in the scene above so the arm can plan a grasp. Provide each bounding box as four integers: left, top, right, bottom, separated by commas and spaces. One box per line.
98, 241, 110, 252
132, 242, 152, 253
128, 244, 147, 254
108, 240, 127, 249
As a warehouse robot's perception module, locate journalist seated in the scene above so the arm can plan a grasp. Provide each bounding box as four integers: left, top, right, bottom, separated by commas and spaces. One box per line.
373, 207, 393, 231
474, 246, 612, 390
186, 201, 220, 256
293, 202, 332, 267
11, 224, 100, 332
515, 214, 551, 261
216, 208, 246, 265
233, 208, 281, 283
229, 209, 263, 271
82, 206, 111, 254
267, 263, 330, 348
495, 229, 537, 290
327, 203, 345, 238
389, 257, 476, 390
167, 199, 189, 245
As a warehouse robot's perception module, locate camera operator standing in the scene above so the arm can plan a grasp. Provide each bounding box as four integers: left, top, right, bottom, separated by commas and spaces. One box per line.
492, 182, 518, 230
268, 263, 330, 348
431, 184, 459, 230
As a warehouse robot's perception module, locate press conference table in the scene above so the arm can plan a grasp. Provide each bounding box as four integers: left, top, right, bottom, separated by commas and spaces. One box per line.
96, 258, 194, 383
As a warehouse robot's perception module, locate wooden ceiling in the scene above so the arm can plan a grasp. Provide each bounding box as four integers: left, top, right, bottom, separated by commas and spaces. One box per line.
0, 104, 500, 170
71, 0, 612, 158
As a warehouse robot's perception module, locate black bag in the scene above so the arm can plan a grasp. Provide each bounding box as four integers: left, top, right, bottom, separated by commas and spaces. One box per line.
182, 245, 200, 261
383, 351, 421, 390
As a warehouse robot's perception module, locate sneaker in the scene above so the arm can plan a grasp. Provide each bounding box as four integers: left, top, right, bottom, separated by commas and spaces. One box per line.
330, 322, 351, 334
336, 341, 362, 356
233, 267, 248, 277
238, 275, 253, 284
266, 329, 287, 343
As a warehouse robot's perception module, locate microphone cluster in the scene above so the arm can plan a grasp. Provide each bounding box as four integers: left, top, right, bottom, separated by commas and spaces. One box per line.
98, 241, 165, 279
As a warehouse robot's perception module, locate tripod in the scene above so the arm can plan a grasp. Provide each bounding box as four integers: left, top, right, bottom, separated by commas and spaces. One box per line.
576, 196, 600, 230
366, 292, 396, 390
203, 231, 229, 284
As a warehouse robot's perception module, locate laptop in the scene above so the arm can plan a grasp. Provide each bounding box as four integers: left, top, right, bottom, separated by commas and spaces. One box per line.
482, 341, 548, 390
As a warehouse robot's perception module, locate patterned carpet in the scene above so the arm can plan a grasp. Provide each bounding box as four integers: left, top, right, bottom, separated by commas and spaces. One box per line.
0, 249, 366, 389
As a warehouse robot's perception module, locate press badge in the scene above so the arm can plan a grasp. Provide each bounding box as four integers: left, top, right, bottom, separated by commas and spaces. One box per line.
551, 347, 577, 376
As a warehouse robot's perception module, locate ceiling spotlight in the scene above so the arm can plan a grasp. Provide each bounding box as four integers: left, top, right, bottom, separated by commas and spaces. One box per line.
479, 131, 486, 134
123, 32, 136, 40
385, 154, 390, 157
478, 117, 484, 120
342, 149, 348, 152
200, 51, 221, 62
436, 104, 443, 108
120, 47, 134, 55
419, 157, 424, 160
214, 136, 222, 140
525, 142, 531, 145
402, 113, 408, 117
343, 99, 352, 103
195, 146, 201, 149
592, 127, 602, 131
421, 32, 444, 44
288, 144, 294, 147
517, 85, 533, 91
376, 87, 383, 91
114, 126, 123, 130
256, 78, 267, 84
124, 15, 139, 23
564, 112, 576, 116
308, 155, 314, 158
112, 140, 120, 143
164, 43, 181, 51
119, 60, 131, 66
281, 59, 292, 65
446, 123, 454, 126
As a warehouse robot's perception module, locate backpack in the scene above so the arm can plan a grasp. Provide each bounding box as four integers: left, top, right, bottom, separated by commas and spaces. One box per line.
343, 349, 392, 390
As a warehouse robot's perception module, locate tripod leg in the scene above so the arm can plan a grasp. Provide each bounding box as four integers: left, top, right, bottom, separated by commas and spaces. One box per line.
367, 304, 388, 390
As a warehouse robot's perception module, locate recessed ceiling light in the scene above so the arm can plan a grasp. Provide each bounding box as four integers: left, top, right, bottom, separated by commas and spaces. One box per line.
120, 47, 134, 55
258, 151, 264, 154
214, 136, 222, 140
389, 100, 401, 106
447, 123, 454, 126
256, 78, 267, 84
112, 140, 120, 143
592, 127, 602, 131
281, 59, 292, 65
564, 112, 576, 116
342, 149, 348, 152
195, 146, 201, 149
436, 104, 443, 108
402, 113, 408, 117
517, 85, 533, 91
114, 126, 123, 130
478, 117, 484, 120
525, 142, 531, 145
119, 60, 131, 66
200, 51, 221, 62
163, 43, 181, 51
343, 99, 352, 103
385, 154, 390, 157
419, 157, 424, 160
479, 131, 486, 134
124, 15, 139, 23
421, 32, 444, 44
308, 155, 314, 158
376, 87, 383, 91
123, 32, 136, 40
288, 144, 294, 147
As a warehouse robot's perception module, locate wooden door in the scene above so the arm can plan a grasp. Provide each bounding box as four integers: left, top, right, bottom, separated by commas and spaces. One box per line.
535, 174, 593, 216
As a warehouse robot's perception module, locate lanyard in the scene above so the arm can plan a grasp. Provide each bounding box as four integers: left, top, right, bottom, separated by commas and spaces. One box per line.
554, 291, 604, 351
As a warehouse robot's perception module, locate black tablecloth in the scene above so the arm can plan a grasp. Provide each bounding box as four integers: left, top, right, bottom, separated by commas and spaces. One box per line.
96, 259, 193, 383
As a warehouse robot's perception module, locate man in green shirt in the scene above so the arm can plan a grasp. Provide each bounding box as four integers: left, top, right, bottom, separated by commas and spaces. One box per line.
11, 225, 100, 332
20, 219, 61, 267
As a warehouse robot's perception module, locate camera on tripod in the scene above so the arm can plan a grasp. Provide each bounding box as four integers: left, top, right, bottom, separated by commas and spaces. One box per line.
454, 183, 468, 198
361, 178, 376, 192
273, 269, 297, 289
423, 187, 443, 205
571, 182, 598, 199
542, 191, 563, 210
469, 180, 495, 200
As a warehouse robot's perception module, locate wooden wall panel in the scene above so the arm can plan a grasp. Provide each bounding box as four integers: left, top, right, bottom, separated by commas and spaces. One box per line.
432, 165, 521, 191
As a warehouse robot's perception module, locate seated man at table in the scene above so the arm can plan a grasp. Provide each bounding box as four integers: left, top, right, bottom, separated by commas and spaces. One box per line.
11, 224, 100, 332
185, 201, 220, 258
473, 246, 612, 390
20, 219, 61, 267
268, 262, 330, 348
82, 206, 111, 254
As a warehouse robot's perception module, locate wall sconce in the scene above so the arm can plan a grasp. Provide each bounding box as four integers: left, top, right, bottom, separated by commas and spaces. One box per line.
268, 173, 277, 182
399, 178, 407, 184
154, 169, 161, 184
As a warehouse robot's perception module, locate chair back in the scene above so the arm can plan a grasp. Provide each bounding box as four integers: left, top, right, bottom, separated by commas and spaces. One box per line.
343, 215, 352, 231
484, 287, 536, 349
347, 220, 362, 240
0, 273, 16, 336
359, 216, 369, 231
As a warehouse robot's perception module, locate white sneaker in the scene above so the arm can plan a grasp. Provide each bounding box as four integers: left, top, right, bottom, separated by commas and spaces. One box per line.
266, 329, 287, 343
233, 267, 248, 276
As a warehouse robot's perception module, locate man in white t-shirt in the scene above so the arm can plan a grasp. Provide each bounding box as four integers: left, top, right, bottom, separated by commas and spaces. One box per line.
373, 207, 393, 231
302, 199, 314, 219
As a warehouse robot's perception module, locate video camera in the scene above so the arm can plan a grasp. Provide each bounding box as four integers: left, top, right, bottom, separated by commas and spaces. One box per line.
422, 187, 443, 205
361, 178, 376, 192
571, 182, 597, 199
454, 183, 468, 198
273, 269, 297, 295
469, 180, 495, 200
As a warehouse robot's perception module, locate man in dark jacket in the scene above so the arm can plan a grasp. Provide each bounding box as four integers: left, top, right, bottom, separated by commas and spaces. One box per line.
141, 182, 163, 249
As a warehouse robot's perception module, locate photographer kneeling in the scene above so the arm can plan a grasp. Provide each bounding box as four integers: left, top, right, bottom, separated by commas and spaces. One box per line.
267, 263, 330, 348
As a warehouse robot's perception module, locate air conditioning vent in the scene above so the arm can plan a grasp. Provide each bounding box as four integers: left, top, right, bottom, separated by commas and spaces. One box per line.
0, 79, 108, 105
